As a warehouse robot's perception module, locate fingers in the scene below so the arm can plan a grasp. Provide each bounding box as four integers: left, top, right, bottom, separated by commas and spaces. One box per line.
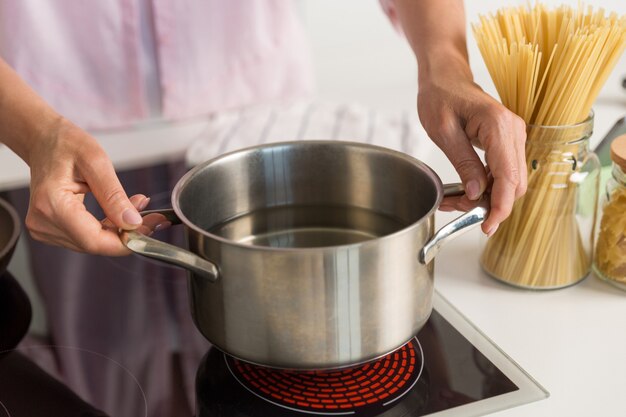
513, 118, 528, 198
101, 194, 150, 230
137, 213, 172, 236
102, 196, 171, 245
430, 112, 488, 201
465, 104, 527, 234
27, 179, 150, 256
61, 198, 133, 256
440, 195, 483, 212
77, 145, 143, 230
130, 194, 150, 210
24, 121, 152, 255
27, 189, 133, 256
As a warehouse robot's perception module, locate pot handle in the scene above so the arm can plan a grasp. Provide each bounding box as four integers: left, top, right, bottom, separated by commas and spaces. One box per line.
119, 209, 219, 282
418, 183, 489, 264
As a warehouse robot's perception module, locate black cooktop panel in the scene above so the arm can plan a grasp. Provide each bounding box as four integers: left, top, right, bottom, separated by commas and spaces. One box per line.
195, 310, 519, 417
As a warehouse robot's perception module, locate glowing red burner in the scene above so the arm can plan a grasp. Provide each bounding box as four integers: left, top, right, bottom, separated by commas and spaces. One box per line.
226, 338, 423, 415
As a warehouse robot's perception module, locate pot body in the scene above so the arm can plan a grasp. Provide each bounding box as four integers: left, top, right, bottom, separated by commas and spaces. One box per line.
185, 216, 436, 370
173, 141, 442, 369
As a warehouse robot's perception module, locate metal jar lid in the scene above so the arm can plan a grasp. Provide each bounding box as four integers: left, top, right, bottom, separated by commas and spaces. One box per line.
611, 134, 626, 171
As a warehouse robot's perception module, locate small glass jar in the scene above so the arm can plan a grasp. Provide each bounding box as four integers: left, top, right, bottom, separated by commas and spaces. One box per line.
593, 134, 626, 290
480, 114, 601, 289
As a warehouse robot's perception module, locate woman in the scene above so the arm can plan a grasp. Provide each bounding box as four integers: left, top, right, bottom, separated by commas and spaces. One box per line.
0, 1, 526, 415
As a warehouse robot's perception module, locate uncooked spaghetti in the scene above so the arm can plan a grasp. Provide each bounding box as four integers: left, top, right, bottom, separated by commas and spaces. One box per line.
473, 4, 626, 288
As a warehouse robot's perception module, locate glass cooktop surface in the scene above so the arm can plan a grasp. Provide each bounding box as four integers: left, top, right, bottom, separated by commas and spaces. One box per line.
0, 269, 547, 417
195, 292, 548, 417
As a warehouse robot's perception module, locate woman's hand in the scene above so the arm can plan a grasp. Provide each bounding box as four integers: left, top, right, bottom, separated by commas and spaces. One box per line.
391, 0, 528, 235
0, 58, 145, 255
24, 118, 147, 255
417, 58, 527, 235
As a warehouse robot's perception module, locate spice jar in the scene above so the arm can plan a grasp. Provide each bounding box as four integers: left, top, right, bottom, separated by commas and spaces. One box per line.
593, 134, 626, 290
480, 115, 601, 289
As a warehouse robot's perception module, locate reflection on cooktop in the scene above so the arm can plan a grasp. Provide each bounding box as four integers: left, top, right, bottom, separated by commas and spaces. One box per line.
0, 351, 107, 417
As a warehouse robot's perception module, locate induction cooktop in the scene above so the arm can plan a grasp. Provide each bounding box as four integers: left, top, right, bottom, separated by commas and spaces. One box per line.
194, 292, 548, 417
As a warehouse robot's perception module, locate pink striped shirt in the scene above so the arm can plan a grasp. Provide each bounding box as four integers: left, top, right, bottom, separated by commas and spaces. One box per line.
0, 0, 314, 130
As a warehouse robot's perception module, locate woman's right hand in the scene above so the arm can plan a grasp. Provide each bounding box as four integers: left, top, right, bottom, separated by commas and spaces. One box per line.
24, 118, 147, 256
0, 58, 146, 255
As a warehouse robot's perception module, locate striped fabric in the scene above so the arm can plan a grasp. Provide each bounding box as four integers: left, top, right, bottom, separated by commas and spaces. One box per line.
186, 100, 428, 166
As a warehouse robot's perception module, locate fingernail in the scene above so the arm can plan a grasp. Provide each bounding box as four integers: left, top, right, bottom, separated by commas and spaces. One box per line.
466, 180, 481, 200
154, 221, 172, 232
138, 197, 151, 211
487, 224, 499, 237
122, 208, 143, 226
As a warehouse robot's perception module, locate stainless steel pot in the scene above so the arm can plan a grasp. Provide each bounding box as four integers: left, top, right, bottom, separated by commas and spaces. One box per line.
121, 141, 487, 369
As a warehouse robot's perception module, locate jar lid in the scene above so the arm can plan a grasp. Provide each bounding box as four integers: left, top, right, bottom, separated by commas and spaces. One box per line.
611, 134, 626, 171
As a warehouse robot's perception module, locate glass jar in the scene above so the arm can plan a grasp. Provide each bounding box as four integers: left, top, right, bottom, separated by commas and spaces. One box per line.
480, 115, 600, 289
593, 134, 626, 290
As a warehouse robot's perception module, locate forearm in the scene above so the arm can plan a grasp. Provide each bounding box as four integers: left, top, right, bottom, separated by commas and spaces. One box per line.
390, 0, 527, 233
394, 0, 472, 83
0, 58, 63, 165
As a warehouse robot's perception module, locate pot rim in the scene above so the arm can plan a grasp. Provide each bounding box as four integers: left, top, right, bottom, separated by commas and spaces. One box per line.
172, 140, 444, 253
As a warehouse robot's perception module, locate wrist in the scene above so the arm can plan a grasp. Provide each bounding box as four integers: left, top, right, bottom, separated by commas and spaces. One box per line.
2, 110, 65, 166
13, 113, 68, 167
417, 45, 473, 85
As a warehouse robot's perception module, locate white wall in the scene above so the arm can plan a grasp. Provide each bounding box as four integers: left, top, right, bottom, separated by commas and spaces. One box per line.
299, 0, 626, 111
297, 0, 416, 112
297, 0, 626, 186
